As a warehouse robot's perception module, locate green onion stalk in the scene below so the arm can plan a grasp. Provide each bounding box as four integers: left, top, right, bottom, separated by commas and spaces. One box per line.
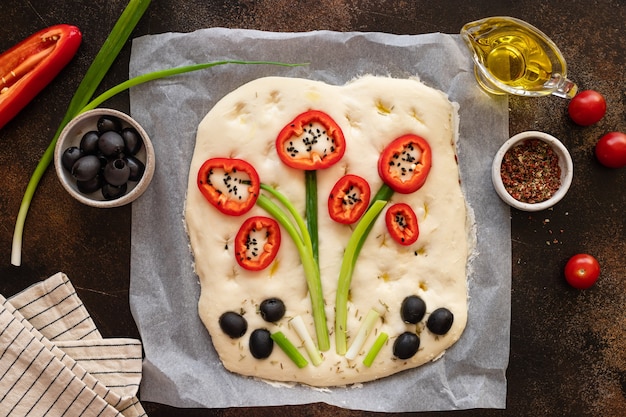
12, 0, 150, 266
271, 331, 309, 368
10, 0, 304, 266
304, 170, 319, 263
334, 184, 394, 355
257, 185, 330, 352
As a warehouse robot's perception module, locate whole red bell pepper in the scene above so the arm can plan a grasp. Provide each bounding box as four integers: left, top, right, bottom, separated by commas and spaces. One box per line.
0, 24, 82, 130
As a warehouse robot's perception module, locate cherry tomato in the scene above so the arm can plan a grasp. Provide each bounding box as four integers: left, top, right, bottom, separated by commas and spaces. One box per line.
595, 132, 626, 168
564, 254, 600, 289
567, 90, 606, 126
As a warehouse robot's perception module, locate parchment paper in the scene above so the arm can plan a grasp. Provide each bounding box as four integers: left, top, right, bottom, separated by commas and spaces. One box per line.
128, 28, 510, 412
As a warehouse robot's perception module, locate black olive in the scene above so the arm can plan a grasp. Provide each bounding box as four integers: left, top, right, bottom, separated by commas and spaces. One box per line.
101, 182, 127, 200
400, 295, 426, 324
219, 311, 247, 339
77, 175, 103, 194
249, 328, 273, 359
103, 159, 131, 186
97, 115, 122, 133
393, 332, 420, 359
98, 131, 125, 157
71, 155, 101, 181
426, 307, 454, 335
79, 131, 100, 155
122, 127, 142, 155
124, 155, 145, 182
61, 147, 83, 171
259, 298, 286, 322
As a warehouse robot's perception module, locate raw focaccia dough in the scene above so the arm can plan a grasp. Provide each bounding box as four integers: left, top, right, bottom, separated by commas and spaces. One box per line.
185, 75, 470, 387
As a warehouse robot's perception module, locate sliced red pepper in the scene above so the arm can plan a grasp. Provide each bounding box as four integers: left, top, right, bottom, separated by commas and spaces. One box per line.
235, 216, 282, 271
378, 134, 432, 194
197, 157, 260, 216
0, 24, 82, 130
276, 110, 346, 170
385, 203, 419, 245
327, 174, 371, 224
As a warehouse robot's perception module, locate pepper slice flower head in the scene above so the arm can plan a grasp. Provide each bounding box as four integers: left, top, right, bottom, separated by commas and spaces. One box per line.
234, 216, 281, 271
197, 157, 260, 216
378, 134, 432, 194
276, 110, 346, 171
328, 174, 371, 224
385, 202, 419, 245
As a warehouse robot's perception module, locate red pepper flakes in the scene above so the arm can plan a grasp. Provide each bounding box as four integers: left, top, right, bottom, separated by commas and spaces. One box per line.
500, 139, 561, 203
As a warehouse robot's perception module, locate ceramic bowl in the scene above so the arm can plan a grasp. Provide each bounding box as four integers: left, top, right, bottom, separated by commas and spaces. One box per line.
54, 108, 155, 208
492, 131, 573, 212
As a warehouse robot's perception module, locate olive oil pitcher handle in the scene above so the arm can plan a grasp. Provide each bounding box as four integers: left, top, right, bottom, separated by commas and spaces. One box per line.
545, 73, 578, 99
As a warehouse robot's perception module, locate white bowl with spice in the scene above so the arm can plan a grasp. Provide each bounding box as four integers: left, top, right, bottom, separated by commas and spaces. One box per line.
54, 108, 155, 208
492, 131, 573, 212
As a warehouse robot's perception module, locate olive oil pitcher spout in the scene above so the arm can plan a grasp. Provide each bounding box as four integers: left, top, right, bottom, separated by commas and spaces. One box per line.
461, 16, 578, 99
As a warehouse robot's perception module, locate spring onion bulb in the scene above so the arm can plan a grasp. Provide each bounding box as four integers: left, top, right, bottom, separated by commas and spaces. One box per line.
345, 309, 381, 360
290, 315, 323, 366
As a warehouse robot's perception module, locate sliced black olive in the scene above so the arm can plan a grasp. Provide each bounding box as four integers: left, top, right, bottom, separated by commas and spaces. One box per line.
98, 131, 125, 157
249, 328, 273, 359
400, 295, 426, 324
219, 311, 247, 339
71, 155, 101, 181
79, 131, 100, 155
393, 332, 420, 359
426, 307, 454, 335
97, 115, 122, 133
259, 298, 286, 322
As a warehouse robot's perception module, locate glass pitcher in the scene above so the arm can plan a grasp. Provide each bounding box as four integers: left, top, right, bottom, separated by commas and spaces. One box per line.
460, 16, 577, 98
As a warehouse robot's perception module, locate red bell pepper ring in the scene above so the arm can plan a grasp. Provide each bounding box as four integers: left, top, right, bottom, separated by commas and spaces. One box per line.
0, 24, 82, 130
197, 157, 260, 216
385, 203, 419, 245
275, 110, 346, 170
378, 134, 432, 194
235, 216, 282, 271
328, 174, 371, 224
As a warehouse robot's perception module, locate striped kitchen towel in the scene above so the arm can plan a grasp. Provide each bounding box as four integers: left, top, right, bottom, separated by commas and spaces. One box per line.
0, 272, 146, 417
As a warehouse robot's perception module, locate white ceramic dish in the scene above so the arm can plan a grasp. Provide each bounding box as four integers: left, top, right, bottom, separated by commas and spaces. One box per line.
54, 108, 155, 208
492, 131, 573, 212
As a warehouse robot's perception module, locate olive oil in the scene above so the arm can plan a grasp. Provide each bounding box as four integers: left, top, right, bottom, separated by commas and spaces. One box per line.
461, 17, 577, 98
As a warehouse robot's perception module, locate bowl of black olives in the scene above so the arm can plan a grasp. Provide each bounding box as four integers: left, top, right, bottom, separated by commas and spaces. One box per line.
54, 108, 155, 208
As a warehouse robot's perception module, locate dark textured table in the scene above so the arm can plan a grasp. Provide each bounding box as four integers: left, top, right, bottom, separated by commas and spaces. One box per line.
1, 1, 625, 416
